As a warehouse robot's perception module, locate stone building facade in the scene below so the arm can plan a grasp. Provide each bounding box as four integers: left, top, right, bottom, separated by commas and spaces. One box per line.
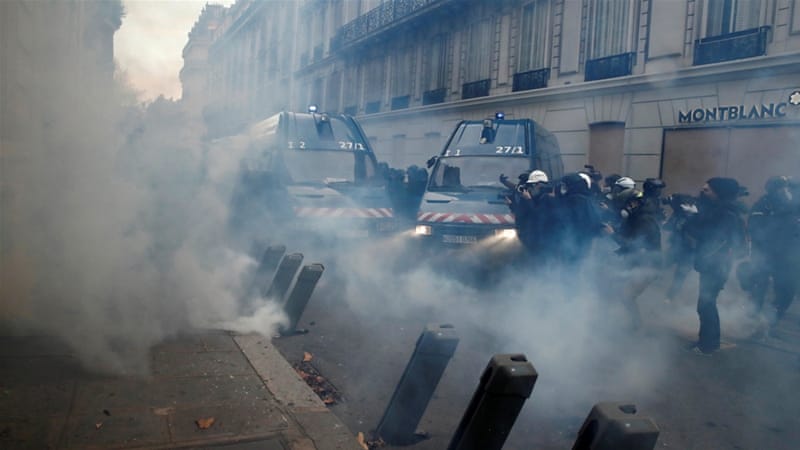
188, 0, 800, 196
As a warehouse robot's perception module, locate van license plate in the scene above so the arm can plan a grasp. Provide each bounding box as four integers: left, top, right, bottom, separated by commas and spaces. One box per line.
442, 234, 477, 244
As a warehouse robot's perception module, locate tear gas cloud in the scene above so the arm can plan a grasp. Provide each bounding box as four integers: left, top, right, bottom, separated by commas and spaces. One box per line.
0, 5, 285, 375
2, 6, 795, 436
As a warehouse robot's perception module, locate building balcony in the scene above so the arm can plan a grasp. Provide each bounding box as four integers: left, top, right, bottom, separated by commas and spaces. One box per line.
365, 100, 381, 114
422, 87, 446, 105
331, 0, 457, 52
462, 79, 490, 100
585, 52, 635, 82
512, 68, 550, 92
693, 26, 770, 66
391, 95, 410, 110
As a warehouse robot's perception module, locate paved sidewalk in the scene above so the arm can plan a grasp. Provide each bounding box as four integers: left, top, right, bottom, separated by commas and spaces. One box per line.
0, 330, 363, 450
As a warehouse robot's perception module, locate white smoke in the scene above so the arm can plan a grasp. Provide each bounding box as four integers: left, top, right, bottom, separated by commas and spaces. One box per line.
0, 5, 285, 375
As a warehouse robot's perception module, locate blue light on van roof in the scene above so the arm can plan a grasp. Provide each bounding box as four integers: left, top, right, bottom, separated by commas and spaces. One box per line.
308, 105, 319, 113
495, 112, 505, 120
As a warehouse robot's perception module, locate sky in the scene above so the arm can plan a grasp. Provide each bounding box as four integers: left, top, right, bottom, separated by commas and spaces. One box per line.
115, 0, 235, 102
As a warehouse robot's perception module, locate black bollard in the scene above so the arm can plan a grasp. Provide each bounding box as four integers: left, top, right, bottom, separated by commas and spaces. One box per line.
263, 253, 303, 300
375, 324, 459, 445
447, 354, 537, 450
249, 245, 286, 295
280, 263, 325, 335
572, 402, 659, 450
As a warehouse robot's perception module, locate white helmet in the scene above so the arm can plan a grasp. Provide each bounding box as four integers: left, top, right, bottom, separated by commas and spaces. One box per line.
578, 172, 592, 189
527, 170, 549, 184
614, 176, 635, 191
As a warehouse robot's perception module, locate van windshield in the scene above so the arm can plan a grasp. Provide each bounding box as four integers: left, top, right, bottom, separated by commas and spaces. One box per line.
278, 150, 376, 185
447, 122, 526, 154
428, 156, 528, 191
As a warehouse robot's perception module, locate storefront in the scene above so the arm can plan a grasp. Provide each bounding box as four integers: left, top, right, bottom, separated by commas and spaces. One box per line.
661, 92, 800, 200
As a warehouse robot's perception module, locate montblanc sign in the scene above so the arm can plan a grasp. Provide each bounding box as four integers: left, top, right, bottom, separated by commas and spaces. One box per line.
678, 90, 800, 124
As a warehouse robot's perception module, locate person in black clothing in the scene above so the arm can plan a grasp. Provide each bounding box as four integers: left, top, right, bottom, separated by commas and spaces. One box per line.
512, 170, 557, 262
747, 176, 800, 329
662, 193, 698, 303
683, 177, 748, 355
641, 178, 667, 222
553, 172, 611, 269
612, 189, 662, 330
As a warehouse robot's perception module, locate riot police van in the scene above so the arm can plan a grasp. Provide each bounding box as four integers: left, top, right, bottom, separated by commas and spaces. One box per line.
228, 108, 395, 243
413, 113, 563, 247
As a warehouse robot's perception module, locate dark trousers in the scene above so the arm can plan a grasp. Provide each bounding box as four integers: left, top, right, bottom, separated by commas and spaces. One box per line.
697, 271, 727, 352
750, 253, 799, 323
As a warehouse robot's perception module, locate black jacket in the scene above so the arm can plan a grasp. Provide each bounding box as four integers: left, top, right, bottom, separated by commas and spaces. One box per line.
614, 208, 662, 267
684, 200, 747, 275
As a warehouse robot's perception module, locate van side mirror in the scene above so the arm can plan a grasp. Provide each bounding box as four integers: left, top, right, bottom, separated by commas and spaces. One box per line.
426, 156, 437, 169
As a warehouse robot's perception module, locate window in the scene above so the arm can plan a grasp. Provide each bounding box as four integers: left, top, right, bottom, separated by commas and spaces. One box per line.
465, 19, 493, 82
342, 65, 360, 111
518, 0, 550, 72
588, 0, 634, 58
704, 0, 763, 36
364, 56, 385, 103
391, 46, 413, 97
423, 34, 449, 92
326, 71, 341, 113
311, 78, 323, 108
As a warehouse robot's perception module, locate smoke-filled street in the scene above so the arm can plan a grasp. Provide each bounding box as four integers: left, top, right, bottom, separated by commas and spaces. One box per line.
3, 1, 800, 449
266, 237, 800, 450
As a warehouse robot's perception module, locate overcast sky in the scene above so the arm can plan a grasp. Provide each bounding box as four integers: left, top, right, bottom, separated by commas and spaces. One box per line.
115, 0, 235, 102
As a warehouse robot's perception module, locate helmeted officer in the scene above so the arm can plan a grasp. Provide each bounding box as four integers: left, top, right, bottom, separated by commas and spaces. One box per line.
747, 176, 800, 330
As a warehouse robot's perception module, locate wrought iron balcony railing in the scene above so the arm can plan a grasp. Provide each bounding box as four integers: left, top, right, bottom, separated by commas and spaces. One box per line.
462, 79, 490, 100
693, 26, 770, 66
331, 0, 454, 51
423, 87, 447, 105
391, 95, 410, 110
365, 100, 381, 114
585, 52, 635, 82
512, 68, 550, 92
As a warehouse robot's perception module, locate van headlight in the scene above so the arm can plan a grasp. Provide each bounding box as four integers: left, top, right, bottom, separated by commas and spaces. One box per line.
415, 225, 432, 236
494, 228, 517, 239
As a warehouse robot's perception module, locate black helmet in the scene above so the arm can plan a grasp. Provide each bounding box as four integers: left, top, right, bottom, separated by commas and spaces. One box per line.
561, 172, 591, 195
643, 178, 666, 197
764, 176, 789, 194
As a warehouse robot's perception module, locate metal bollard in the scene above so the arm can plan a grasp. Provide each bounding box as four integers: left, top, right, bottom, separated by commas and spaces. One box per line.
375, 324, 459, 445
280, 263, 325, 335
447, 354, 537, 450
572, 402, 659, 450
249, 245, 286, 295
263, 253, 303, 300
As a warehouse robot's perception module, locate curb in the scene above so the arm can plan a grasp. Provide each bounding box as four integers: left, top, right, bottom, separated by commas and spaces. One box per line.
234, 334, 364, 450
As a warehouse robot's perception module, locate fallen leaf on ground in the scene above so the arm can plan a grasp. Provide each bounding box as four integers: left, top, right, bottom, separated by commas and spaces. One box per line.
357, 432, 369, 450
95, 422, 103, 430
303, 351, 313, 362
195, 417, 215, 429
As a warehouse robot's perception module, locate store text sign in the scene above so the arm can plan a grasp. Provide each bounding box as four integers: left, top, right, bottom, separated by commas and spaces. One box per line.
678, 92, 800, 123
678, 102, 788, 124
